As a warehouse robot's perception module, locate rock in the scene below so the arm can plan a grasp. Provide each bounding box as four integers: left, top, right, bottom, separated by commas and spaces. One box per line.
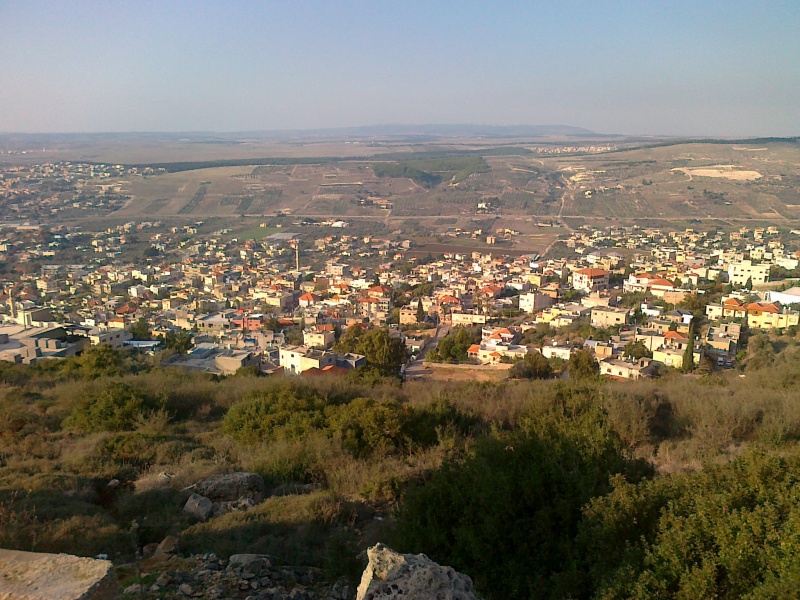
214, 496, 256, 516
142, 542, 159, 558
154, 535, 180, 556
229, 553, 271, 575
270, 482, 321, 497
195, 472, 266, 503
0, 548, 118, 600
123, 583, 142, 595
356, 543, 480, 600
179, 583, 194, 595
329, 578, 350, 600
184, 493, 214, 521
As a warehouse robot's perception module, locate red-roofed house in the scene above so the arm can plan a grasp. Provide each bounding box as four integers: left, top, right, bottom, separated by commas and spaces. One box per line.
572, 268, 610, 293
299, 292, 320, 308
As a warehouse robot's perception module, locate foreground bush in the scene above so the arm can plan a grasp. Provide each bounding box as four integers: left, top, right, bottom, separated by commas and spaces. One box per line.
396, 387, 653, 600
581, 449, 800, 599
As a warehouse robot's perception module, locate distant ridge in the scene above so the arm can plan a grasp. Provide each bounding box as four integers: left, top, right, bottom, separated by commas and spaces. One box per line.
0, 124, 595, 142
265, 123, 597, 138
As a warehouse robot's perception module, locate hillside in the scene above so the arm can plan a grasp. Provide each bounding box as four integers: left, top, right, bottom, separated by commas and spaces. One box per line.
3, 330, 800, 598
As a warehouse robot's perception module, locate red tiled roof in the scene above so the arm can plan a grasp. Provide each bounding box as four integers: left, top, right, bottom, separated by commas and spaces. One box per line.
664, 331, 686, 340
576, 268, 609, 277
747, 302, 779, 313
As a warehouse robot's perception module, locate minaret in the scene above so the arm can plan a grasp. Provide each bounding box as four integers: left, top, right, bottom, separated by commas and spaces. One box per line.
9, 287, 17, 321
291, 239, 300, 272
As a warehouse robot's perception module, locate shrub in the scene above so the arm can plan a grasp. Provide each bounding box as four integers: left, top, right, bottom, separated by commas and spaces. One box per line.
326, 397, 408, 458
581, 449, 800, 599
95, 433, 204, 470
64, 381, 164, 433
396, 392, 652, 600
223, 382, 328, 444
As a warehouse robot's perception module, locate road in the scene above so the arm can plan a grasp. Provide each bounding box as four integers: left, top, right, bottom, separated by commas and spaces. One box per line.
403, 323, 450, 380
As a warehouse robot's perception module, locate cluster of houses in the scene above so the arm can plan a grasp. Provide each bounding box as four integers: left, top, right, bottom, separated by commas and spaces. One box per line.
1, 218, 800, 380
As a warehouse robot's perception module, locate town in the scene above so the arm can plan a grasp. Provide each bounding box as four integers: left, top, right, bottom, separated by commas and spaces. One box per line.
1, 183, 798, 382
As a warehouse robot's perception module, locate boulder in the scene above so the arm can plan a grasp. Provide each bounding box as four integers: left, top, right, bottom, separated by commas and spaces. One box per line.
154, 535, 180, 556
228, 553, 271, 576
0, 548, 118, 600
356, 543, 480, 600
183, 493, 214, 521
194, 472, 266, 503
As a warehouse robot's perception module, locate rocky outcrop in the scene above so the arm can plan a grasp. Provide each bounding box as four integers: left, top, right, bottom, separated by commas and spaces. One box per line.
184, 493, 214, 521
194, 472, 266, 503
184, 473, 267, 522
356, 544, 480, 600
121, 551, 344, 599
0, 548, 117, 600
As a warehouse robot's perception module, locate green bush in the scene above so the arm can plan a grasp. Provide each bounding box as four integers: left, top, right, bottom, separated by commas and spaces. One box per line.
396, 391, 652, 600
581, 449, 800, 599
223, 382, 328, 444
63, 381, 164, 433
95, 433, 205, 470
403, 396, 483, 448
326, 397, 408, 458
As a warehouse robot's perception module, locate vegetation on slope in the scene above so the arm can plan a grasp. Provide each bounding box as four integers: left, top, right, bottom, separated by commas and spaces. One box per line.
1, 331, 800, 596
372, 157, 489, 188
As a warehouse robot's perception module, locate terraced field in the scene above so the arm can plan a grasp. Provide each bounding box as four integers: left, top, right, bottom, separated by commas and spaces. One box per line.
92, 138, 800, 233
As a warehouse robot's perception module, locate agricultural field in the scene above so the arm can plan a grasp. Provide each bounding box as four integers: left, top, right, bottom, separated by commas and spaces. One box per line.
108, 140, 799, 226
549, 142, 800, 222
7, 134, 798, 241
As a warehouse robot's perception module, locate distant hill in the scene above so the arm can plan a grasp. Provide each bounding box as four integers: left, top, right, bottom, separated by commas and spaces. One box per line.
262, 124, 597, 138
0, 124, 597, 146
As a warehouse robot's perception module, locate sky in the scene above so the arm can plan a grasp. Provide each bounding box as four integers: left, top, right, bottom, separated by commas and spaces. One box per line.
0, 1, 798, 136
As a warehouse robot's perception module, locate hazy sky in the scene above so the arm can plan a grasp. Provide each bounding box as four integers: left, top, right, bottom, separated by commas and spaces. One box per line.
1, 1, 798, 136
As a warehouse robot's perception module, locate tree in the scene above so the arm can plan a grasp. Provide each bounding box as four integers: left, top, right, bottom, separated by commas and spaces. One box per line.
744, 276, 753, 291
416, 298, 425, 324
509, 352, 554, 380
354, 328, 408, 377
336, 326, 408, 377
624, 340, 652, 360
128, 318, 150, 341
163, 330, 193, 354
527, 351, 554, 378
678, 294, 710, 321
682, 320, 696, 373
68, 344, 127, 379
568, 348, 600, 380
427, 327, 480, 364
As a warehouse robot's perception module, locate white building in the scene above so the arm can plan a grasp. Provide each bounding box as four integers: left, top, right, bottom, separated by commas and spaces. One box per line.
727, 260, 769, 287
519, 292, 553, 314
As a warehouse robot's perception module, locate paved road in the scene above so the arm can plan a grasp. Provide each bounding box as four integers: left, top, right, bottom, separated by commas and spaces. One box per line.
404, 323, 450, 379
